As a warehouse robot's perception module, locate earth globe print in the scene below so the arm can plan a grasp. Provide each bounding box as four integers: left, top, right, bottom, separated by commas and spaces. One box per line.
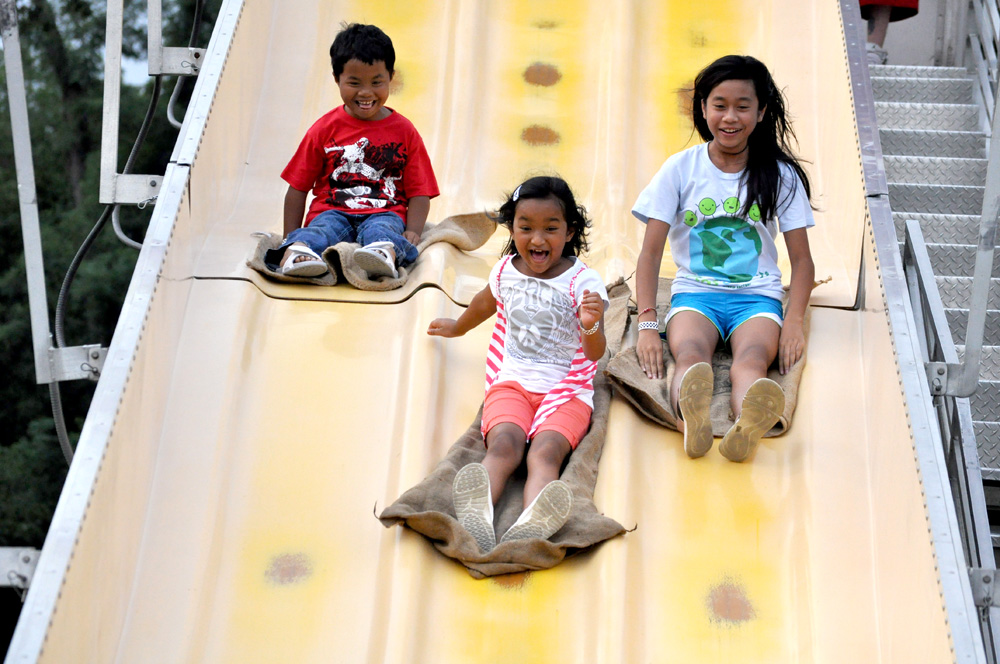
689, 217, 763, 283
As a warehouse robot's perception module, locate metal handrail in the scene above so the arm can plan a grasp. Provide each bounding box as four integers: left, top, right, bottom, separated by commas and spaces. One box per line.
924, 82, 1000, 398
965, 0, 999, 123
904, 220, 1000, 660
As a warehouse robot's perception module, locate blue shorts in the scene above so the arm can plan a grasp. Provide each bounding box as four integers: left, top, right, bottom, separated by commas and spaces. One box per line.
666, 292, 783, 341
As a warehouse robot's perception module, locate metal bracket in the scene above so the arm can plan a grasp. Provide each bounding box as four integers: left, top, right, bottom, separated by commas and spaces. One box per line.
147, 0, 204, 76
112, 174, 163, 205
49, 344, 107, 382
153, 46, 205, 76
970, 568, 1000, 608
926, 361, 959, 396
0, 548, 39, 591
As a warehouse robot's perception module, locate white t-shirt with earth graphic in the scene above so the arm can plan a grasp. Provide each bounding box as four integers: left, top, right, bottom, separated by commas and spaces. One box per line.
632, 143, 814, 301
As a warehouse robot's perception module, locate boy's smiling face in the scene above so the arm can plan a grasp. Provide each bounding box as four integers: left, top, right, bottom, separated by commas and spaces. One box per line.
336, 58, 392, 121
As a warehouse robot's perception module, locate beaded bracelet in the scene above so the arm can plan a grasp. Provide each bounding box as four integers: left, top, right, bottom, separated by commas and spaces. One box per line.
637, 321, 659, 332
581, 320, 601, 335
637, 307, 656, 318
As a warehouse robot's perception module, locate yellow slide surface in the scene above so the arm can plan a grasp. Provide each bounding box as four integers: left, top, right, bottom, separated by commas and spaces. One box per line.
7, 1, 968, 662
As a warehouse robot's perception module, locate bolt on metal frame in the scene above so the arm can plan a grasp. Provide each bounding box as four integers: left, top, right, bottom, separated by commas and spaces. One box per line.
0, 548, 39, 595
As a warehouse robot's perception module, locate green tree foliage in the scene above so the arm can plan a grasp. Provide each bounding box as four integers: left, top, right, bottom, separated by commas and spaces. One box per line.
2, 0, 222, 652
0, 0, 221, 547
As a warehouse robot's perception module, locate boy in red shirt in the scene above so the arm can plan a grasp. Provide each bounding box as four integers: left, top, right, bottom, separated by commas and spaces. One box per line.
276, 23, 439, 280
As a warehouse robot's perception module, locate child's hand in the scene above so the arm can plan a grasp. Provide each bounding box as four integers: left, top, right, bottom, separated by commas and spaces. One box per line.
778, 320, 806, 375
636, 330, 663, 379
427, 318, 461, 337
578, 290, 604, 331
404, 230, 422, 246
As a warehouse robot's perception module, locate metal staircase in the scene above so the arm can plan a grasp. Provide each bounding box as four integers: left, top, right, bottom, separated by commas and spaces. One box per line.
871, 63, 1000, 527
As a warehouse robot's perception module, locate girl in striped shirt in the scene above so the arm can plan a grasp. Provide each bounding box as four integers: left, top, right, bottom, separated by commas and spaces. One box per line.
427, 176, 608, 554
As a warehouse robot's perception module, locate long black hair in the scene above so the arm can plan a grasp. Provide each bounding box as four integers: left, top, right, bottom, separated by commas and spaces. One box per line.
495, 176, 591, 258
692, 55, 812, 224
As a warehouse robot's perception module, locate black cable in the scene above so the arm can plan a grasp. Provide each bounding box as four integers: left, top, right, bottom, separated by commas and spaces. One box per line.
53, 75, 162, 349
49, 75, 163, 463
188, 0, 205, 48
166, 0, 206, 128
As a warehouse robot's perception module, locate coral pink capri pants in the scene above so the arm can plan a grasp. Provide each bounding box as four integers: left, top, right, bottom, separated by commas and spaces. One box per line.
482, 381, 593, 450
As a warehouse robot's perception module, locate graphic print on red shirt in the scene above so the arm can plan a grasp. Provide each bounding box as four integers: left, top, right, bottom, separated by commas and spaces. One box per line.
282, 106, 439, 225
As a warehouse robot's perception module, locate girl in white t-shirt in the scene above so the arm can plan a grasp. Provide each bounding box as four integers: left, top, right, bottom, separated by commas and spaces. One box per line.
632, 55, 816, 463
427, 176, 608, 553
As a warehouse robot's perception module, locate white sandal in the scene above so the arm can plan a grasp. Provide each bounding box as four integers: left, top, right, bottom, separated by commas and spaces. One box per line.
354, 241, 399, 279
279, 244, 327, 277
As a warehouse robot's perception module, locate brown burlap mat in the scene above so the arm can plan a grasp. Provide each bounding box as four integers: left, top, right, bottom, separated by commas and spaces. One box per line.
246, 212, 497, 290
378, 279, 632, 578
604, 278, 810, 437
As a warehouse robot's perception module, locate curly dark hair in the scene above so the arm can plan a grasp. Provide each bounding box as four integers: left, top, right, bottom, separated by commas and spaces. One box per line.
495, 176, 591, 258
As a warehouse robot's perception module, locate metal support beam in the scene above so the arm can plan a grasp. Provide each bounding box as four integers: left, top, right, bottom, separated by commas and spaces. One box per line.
0, 548, 39, 591
2, 0, 55, 385
148, 0, 205, 75
99, 0, 161, 204
100, 0, 203, 204
3, 1, 108, 386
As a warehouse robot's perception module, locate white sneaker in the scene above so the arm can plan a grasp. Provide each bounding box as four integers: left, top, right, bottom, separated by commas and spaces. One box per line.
866, 42, 888, 66
453, 463, 496, 553
354, 241, 399, 279
500, 480, 573, 544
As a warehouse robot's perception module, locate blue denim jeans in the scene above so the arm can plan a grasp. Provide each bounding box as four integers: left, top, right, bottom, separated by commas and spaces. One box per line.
280, 209, 418, 265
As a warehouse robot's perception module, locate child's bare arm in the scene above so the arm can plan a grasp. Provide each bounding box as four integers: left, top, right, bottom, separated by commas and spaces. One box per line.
779, 227, 814, 374
579, 289, 607, 361
635, 219, 669, 378
427, 285, 497, 338
283, 186, 309, 236
403, 196, 431, 245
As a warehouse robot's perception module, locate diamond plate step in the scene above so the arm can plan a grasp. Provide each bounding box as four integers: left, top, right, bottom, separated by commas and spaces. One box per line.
872, 77, 974, 104
978, 423, 1000, 476
946, 309, 1000, 345
869, 64, 970, 78
878, 129, 986, 158
888, 183, 984, 214
876, 102, 980, 131
923, 243, 983, 276
970, 380, 1000, 422
957, 346, 1000, 382
894, 213, 982, 244
867, 64, 1000, 485
884, 156, 987, 186
937, 277, 1000, 309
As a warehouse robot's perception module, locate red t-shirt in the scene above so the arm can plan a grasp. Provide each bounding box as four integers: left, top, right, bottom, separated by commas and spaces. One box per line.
281, 106, 440, 225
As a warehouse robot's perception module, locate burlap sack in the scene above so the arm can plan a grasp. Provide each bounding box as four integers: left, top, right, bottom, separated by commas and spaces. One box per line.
378, 279, 632, 578
246, 212, 497, 290
605, 278, 809, 436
